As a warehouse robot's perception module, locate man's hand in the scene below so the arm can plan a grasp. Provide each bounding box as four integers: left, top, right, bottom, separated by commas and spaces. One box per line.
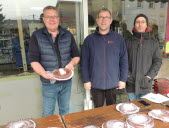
31, 62, 55, 80
65, 63, 74, 70
117, 81, 126, 89
84, 82, 92, 90
65, 57, 80, 70
42, 71, 55, 80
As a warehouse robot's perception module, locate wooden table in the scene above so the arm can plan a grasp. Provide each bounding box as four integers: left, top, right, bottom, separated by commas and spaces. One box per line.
62, 99, 169, 128
0, 114, 64, 128
1, 100, 169, 128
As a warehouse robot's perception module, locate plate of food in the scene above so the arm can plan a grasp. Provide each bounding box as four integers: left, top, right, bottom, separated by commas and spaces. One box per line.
102, 120, 127, 128
148, 109, 169, 122
126, 114, 154, 128
7, 119, 36, 128
116, 103, 140, 114
53, 68, 74, 81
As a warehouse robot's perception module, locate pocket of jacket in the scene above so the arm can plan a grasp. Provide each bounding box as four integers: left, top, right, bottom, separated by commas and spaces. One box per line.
127, 75, 134, 84
140, 76, 152, 89
126, 75, 135, 88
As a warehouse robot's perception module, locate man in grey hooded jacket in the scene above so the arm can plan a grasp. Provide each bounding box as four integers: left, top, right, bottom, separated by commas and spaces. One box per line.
126, 14, 162, 101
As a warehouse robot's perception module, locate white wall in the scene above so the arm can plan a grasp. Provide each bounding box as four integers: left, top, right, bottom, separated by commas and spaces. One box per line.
0, 70, 85, 125
0, 75, 42, 125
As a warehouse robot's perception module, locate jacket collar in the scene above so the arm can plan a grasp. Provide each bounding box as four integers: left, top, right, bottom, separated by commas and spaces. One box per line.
132, 27, 150, 40
42, 25, 65, 36
95, 26, 113, 35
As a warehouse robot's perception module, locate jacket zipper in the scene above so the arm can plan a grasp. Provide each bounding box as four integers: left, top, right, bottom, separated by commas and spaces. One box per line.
103, 37, 107, 89
48, 34, 62, 68
140, 33, 144, 81
140, 33, 143, 46
55, 35, 62, 68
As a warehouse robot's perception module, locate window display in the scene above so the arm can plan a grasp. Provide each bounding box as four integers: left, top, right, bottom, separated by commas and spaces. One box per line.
0, 0, 168, 76
0, 34, 13, 64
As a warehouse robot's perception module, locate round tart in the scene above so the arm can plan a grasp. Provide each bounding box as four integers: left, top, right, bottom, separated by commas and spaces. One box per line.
7, 119, 36, 128
53, 68, 73, 80
102, 120, 127, 128
116, 103, 140, 114
148, 109, 169, 122
126, 114, 154, 128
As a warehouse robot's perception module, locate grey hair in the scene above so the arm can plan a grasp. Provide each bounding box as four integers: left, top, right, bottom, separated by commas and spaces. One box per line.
97, 8, 112, 18
43, 6, 59, 16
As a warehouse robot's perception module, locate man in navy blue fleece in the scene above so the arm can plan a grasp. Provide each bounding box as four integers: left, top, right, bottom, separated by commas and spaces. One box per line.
81, 8, 128, 108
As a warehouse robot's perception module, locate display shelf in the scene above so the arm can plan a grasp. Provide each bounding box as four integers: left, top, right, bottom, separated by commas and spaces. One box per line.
0, 35, 13, 64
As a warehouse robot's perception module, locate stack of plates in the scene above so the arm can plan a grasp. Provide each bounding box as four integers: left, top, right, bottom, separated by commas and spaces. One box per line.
126, 114, 154, 128
116, 103, 140, 114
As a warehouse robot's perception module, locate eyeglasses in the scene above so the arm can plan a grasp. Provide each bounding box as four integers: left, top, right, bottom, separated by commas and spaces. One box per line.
44, 16, 59, 20
135, 21, 146, 24
98, 16, 111, 20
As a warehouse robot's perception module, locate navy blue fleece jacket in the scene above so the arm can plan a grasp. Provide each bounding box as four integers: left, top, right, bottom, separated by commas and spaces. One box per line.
81, 29, 128, 90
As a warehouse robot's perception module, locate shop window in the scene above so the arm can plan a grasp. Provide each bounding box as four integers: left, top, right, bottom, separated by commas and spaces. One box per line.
88, 0, 168, 58
0, 0, 83, 76
0, 0, 168, 76
0, 1, 46, 76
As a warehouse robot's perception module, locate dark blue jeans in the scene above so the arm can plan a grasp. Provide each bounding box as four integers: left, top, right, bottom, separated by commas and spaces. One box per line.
128, 92, 145, 101
42, 80, 72, 116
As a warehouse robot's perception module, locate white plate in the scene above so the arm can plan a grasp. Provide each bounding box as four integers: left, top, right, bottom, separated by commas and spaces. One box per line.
102, 120, 127, 128
54, 69, 74, 81
116, 103, 140, 114
148, 109, 169, 122
126, 114, 154, 128
30, 120, 36, 128
7, 119, 36, 128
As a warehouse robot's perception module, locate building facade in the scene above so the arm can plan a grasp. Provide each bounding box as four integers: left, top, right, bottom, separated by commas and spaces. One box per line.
0, 0, 168, 125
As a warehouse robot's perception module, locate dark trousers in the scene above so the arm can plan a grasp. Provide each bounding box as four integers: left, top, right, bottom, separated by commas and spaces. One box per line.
91, 88, 117, 108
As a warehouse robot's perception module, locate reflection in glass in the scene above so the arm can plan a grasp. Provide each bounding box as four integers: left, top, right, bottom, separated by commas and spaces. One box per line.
0, 0, 83, 76
88, 0, 168, 59
0, 0, 168, 75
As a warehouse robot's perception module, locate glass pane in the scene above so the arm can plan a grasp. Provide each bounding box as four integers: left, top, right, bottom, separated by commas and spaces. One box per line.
122, 0, 168, 58
0, 0, 82, 76
57, 0, 83, 49
88, 0, 168, 58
